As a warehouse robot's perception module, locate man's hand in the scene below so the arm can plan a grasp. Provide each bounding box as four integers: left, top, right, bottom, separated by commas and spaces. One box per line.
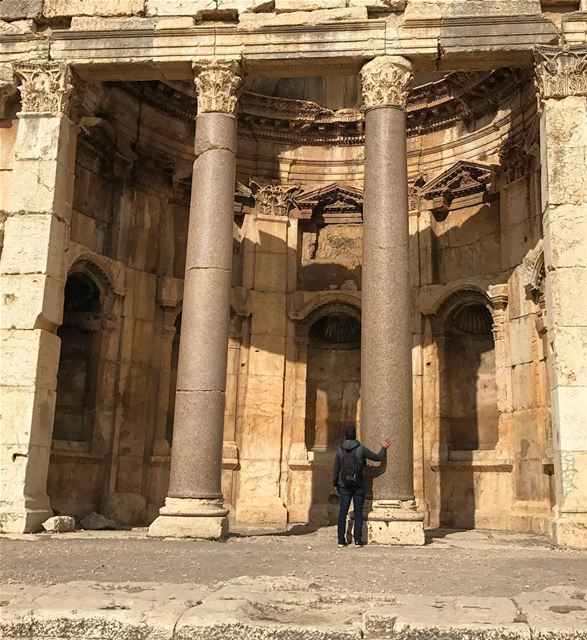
381, 437, 392, 449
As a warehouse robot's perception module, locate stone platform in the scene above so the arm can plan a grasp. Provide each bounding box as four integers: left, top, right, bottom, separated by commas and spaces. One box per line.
1, 578, 587, 640
1, 527, 587, 638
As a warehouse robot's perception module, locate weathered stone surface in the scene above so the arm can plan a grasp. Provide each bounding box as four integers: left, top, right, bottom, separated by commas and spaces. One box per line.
0, 0, 43, 20
80, 512, 117, 530
146, 0, 272, 16
43, 0, 145, 18
1, 579, 586, 640
42, 515, 76, 532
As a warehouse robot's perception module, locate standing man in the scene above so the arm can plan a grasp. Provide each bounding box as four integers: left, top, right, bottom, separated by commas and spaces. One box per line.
332, 426, 391, 547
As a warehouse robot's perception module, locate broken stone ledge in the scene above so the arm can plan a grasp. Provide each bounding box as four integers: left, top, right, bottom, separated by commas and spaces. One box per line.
1, 579, 586, 639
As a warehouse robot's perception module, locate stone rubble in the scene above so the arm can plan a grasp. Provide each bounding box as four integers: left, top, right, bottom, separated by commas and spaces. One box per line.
42, 515, 76, 533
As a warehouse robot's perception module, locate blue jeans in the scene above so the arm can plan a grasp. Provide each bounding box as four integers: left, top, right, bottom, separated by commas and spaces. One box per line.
337, 485, 365, 544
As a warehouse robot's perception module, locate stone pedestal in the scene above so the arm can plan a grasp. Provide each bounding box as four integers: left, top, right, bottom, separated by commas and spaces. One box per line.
0, 62, 77, 533
365, 500, 425, 545
148, 498, 228, 538
148, 61, 242, 539
360, 56, 425, 545
535, 46, 587, 549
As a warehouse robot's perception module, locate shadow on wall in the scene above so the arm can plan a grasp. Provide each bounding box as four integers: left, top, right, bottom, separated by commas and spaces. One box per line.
433, 296, 499, 530
46, 192, 504, 530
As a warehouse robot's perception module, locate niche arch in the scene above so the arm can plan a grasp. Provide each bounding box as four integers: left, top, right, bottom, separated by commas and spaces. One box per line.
48, 259, 120, 517
296, 301, 362, 453
432, 289, 498, 452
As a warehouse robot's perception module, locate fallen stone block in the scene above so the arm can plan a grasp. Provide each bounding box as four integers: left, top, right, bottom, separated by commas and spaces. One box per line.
80, 512, 117, 530
42, 516, 76, 533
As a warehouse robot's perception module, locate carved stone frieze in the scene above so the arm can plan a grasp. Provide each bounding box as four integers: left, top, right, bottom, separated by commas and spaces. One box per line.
117, 68, 527, 146
192, 61, 243, 116
408, 175, 427, 211
498, 137, 534, 185
250, 180, 300, 217
534, 46, 587, 102
14, 61, 74, 116
360, 56, 413, 109
488, 284, 509, 341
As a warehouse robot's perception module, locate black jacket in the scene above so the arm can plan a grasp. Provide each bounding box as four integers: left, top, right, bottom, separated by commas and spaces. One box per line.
332, 439, 386, 488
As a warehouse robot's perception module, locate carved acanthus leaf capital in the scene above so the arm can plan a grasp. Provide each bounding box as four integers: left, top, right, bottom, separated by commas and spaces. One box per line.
250, 180, 301, 217
360, 56, 413, 109
14, 61, 74, 116
534, 46, 587, 103
192, 61, 243, 116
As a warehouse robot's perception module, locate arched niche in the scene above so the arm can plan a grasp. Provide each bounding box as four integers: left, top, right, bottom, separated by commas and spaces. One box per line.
433, 291, 498, 452
53, 271, 104, 444
302, 304, 361, 453
48, 261, 119, 518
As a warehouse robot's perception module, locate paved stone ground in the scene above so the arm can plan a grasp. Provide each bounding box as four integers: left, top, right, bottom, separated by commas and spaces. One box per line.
2, 527, 587, 638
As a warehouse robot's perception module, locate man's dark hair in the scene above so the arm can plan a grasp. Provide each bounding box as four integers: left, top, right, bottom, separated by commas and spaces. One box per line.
345, 425, 357, 440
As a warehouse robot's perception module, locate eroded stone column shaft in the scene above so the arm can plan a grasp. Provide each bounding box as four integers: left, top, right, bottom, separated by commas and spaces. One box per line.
361, 56, 414, 502
167, 111, 237, 500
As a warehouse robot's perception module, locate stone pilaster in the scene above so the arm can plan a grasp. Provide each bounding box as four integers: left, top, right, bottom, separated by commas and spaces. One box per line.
0, 62, 78, 533
535, 45, 587, 549
235, 182, 294, 524
359, 56, 425, 545
149, 60, 243, 539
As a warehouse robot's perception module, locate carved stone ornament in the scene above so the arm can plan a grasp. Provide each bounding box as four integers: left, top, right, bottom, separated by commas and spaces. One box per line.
192, 61, 243, 116
522, 240, 546, 298
14, 61, 74, 116
534, 46, 587, 102
360, 56, 413, 109
250, 180, 300, 217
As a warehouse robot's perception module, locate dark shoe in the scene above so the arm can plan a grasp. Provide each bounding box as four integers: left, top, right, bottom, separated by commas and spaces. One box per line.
354, 541, 364, 547
338, 542, 348, 548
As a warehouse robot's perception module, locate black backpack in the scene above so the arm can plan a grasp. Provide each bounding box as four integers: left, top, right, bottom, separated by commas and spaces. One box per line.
340, 446, 362, 489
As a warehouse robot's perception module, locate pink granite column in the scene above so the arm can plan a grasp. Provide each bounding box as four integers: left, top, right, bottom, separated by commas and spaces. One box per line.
360, 56, 424, 545
149, 61, 242, 539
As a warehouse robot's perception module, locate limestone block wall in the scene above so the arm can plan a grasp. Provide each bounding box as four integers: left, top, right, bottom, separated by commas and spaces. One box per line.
0, 66, 574, 540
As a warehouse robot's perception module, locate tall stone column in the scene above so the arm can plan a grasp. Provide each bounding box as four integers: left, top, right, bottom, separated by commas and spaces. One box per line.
535, 46, 587, 549
359, 56, 425, 545
149, 61, 242, 539
0, 62, 77, 533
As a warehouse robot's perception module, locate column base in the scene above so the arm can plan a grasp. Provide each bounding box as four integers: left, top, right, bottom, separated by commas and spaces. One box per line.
0, 497, 53, 534
551, 509, 587, 549
148, 497, 229, 539
364, 499, 425, 546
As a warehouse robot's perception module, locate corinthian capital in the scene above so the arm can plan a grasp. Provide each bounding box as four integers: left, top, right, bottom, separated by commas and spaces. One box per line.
192, 61, 243, 116
14, 61, 74, 116
360, 56, 413, 109
250, 180, 301, 217
534, 46, 587, 102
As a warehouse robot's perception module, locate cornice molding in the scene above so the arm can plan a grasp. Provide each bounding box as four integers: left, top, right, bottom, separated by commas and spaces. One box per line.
116, 67, 527, 146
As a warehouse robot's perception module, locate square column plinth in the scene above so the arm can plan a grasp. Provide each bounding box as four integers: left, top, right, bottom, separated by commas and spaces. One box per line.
366, 500, 425, 545
148, 498, 228, 539
351, 499, 425, 546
